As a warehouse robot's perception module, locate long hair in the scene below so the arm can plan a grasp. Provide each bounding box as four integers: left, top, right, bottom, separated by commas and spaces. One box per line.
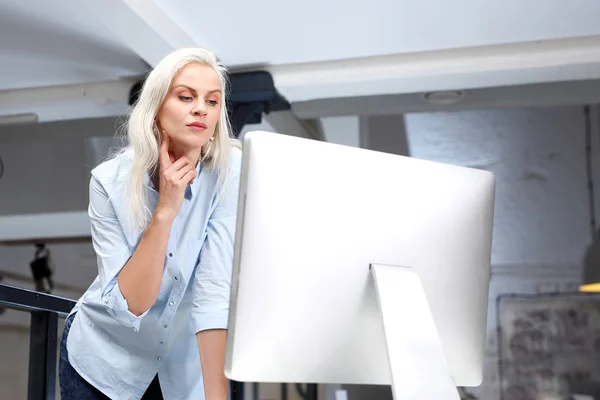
114, 47, 241, 232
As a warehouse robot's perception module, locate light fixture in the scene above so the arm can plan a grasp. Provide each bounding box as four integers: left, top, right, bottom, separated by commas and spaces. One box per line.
421, 90, 465, 105
0, 113, 38, 125
581, 233, 600, 292
580, 105, 600, 292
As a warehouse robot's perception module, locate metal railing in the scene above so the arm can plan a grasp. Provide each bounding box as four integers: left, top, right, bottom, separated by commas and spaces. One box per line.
0, 283, 76, 400
0, 284, 317, 400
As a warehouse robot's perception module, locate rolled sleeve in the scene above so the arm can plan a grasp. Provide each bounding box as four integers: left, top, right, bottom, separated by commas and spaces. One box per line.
190, 304, 230, 334
89, 174, 148, 329
102, 280, 150, 331
191, 151, 241, 334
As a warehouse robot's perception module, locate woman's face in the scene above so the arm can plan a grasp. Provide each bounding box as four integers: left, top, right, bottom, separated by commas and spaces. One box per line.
157, 63, 222, 152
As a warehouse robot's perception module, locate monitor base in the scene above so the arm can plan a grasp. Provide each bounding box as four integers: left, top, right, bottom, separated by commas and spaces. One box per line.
371, 263, 460, 400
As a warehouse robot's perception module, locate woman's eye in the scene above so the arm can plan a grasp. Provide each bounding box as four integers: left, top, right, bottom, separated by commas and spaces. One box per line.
179, 96, 193, 102
207, 100, 218, 106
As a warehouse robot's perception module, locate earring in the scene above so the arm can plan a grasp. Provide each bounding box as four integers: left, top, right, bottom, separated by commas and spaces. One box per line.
210, 136, 214, 141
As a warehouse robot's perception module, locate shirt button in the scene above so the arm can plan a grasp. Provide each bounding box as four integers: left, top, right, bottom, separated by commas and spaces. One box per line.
160, 341, 164, 345
157, 357, 162, 361
133, 327, 138, 332
164, 324, 168, 328
169, 301, 174, 306
174, 276, 179, 280
168, 253, 173, 257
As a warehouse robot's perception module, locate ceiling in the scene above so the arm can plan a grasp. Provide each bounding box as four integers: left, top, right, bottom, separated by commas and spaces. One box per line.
0, 0, 147, 90
156, 0, 600, 66
2, 0, 600, 123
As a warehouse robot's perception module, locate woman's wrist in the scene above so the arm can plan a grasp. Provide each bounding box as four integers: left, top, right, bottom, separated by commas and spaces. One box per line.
152, 207, 176, 226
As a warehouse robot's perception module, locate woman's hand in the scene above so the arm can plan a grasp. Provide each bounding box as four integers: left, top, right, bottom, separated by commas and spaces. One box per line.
154, 132, 197, 221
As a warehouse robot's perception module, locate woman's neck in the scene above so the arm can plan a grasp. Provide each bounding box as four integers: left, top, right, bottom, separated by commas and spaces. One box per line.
169, 141, 202, 167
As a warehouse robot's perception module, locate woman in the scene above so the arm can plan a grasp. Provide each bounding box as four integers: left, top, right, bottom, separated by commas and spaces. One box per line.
59, 47, 242, 400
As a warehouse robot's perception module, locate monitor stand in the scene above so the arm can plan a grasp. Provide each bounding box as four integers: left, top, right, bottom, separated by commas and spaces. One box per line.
370, 264, 460, 400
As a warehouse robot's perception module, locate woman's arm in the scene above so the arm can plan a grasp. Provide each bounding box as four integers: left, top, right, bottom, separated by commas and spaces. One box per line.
197, 330, 228, 399
118, 134, 197, 316
192, 147, 243, 399
116, 210, 174, 316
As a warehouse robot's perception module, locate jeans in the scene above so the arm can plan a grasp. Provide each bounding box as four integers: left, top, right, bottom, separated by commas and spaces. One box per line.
59, 312, 163, 400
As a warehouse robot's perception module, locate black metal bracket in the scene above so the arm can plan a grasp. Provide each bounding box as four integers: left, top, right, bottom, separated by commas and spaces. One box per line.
227, 70, 290, 137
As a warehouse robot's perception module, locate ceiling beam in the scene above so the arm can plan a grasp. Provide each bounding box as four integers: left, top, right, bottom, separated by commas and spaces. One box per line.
0, 79, 136, 123
270, 35, 600, 103
80, 0, 199, 68
291, 78, 600, 119
6, 71, 600, 125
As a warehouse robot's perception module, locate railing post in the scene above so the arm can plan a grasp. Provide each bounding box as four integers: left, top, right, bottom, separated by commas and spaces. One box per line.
0, 284, 75, 400
28, 311, 58, 400
306, 384, 318, 400
231, 380, 245, 400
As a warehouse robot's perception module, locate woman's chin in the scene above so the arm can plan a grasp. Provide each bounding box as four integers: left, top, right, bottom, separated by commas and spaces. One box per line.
174, 136, 209, 150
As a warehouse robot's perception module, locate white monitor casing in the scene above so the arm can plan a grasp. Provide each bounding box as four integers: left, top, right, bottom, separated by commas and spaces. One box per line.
225, 131, 495, 395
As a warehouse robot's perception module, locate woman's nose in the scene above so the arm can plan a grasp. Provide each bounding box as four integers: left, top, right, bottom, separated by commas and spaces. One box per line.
191, 102, 207, 116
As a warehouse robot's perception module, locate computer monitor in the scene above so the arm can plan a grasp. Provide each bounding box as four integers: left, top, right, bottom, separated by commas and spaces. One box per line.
225, 131, 495, 399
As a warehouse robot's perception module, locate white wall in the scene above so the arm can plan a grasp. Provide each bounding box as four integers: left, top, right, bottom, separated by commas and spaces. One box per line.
404, 105, 600, 400
0, 117, 120, 216
405, 106, 600, 266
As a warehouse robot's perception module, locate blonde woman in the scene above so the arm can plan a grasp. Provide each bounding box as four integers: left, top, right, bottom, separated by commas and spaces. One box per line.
59, 47, 242, 400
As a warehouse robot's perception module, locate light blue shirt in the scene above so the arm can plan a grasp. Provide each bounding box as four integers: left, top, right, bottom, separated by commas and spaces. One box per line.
67, 147, 242, 400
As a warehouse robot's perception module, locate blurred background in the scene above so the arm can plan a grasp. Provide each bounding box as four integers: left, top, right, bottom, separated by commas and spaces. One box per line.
2, 1, 600, 399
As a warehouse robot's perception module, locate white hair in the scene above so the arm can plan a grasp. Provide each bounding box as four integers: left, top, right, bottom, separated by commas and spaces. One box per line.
113, 47, 241, 232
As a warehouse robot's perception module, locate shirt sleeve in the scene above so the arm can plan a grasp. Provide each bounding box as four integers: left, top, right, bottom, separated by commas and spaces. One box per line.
88, 174, 149, 331
190, 153, 242, 334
